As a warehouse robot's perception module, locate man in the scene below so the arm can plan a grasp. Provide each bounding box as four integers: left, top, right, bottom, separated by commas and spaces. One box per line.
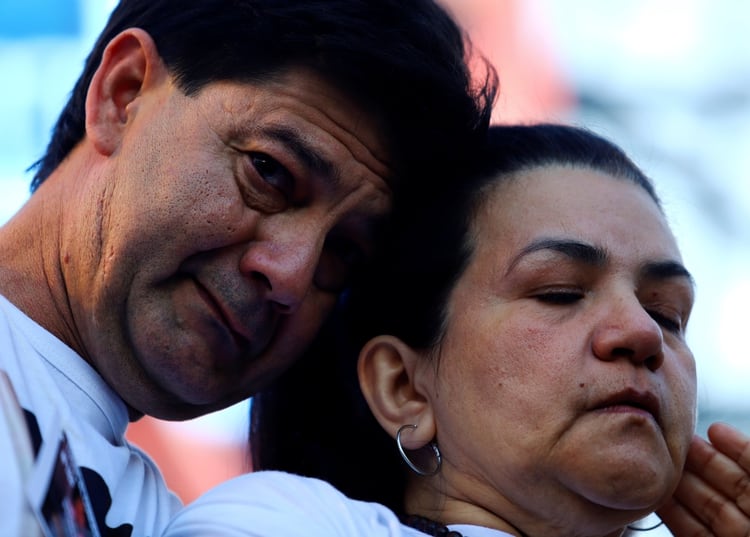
0, 1, 495, 535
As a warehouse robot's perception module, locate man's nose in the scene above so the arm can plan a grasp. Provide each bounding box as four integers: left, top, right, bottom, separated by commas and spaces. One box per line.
591, 294, 665, 371
238, 229, 325, 315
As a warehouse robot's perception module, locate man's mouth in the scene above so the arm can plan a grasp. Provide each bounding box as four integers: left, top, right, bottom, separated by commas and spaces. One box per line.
192, 278, 254, 350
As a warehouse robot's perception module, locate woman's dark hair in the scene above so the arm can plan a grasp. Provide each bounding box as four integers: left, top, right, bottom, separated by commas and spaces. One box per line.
30, 0, 497, 193
250, 124, 663, 513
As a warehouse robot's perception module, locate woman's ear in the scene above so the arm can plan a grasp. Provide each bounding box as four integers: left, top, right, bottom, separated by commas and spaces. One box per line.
358, 335, 435, 450
85, 28, 169, 156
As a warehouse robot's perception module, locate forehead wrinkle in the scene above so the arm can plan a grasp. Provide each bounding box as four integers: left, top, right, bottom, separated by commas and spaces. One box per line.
505, 237, 608, 277
311, 101, 392, 185
262, 125, 339, 186
220, 92, 392, 196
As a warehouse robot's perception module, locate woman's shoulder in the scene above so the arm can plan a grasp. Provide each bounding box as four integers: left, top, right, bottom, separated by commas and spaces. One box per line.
163, 471, 424, 537
174, 470, 348, 518
199, 470, 344, 500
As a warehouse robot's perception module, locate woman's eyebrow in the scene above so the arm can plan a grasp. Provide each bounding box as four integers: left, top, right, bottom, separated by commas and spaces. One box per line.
506, 237, 607, 275
641, 260, 695, 288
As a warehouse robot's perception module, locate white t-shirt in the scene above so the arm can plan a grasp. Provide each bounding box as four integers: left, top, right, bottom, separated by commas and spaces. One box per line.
0, 294, 181, 537
164, 470, 514, 537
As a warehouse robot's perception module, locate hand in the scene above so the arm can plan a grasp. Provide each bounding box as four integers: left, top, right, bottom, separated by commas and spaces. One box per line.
658, 422, 750, 536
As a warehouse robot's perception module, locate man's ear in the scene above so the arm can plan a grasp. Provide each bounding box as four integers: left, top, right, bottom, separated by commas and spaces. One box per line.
85, 28, 168, 156
358, 335, 435, 450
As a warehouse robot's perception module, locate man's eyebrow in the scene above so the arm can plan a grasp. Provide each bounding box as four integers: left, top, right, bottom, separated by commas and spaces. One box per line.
263, 126, 339, 185
641, 260, 695, 287
506, 238, 607, 275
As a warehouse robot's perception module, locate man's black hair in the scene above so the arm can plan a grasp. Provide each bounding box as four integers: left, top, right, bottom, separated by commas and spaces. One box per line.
30, 0, 496, 193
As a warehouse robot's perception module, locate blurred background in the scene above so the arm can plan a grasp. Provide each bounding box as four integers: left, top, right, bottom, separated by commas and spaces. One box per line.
1, 1, 748, 530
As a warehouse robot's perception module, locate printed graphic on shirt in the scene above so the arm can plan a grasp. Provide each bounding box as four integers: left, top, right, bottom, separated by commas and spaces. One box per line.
28, 424, 101, 537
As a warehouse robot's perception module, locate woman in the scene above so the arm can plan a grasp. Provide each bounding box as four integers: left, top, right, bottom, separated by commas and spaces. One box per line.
164, 125, 750, 536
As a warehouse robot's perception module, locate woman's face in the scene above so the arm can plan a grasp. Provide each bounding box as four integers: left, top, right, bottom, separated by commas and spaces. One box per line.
425, 165, 697, 534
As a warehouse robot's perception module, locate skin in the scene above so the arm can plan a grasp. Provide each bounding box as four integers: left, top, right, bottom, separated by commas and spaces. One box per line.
363, 165, 698, 537
661, 422, 750, 536
0, 29, 391, 421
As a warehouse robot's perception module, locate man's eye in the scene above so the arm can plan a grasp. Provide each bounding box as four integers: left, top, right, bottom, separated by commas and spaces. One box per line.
314, 237, 368, 294
249, 152, 294, 196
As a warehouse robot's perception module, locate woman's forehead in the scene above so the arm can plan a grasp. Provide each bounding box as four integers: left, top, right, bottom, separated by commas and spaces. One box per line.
470, 165, 679, 263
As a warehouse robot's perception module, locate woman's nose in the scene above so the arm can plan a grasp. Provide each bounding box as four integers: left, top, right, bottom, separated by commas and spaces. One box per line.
591, 294, 665, 371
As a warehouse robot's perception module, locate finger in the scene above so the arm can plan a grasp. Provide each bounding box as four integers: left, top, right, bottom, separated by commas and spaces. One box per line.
707, 423, 750, 474
657, 495, 707, 537
667, 469, 750, 536
690, 424, 750, 517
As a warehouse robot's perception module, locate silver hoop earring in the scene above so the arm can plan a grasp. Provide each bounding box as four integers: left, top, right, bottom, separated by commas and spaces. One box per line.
627, 519, 664, 532
396, 424, 441, 477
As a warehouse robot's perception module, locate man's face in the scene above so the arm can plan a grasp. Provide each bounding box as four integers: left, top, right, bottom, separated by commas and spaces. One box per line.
77, 69, 392, 419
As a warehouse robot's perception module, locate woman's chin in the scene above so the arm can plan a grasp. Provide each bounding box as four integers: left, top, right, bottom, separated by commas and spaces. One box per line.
569, 459, 677, 514
587, 478, 672, 514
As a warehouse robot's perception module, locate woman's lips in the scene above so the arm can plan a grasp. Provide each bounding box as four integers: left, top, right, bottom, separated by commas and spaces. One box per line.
592, 388, 661, 424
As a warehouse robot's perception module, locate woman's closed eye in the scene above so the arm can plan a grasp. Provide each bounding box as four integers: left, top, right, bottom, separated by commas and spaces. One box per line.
645, 308, 683, 334
533, 289, 585, 305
